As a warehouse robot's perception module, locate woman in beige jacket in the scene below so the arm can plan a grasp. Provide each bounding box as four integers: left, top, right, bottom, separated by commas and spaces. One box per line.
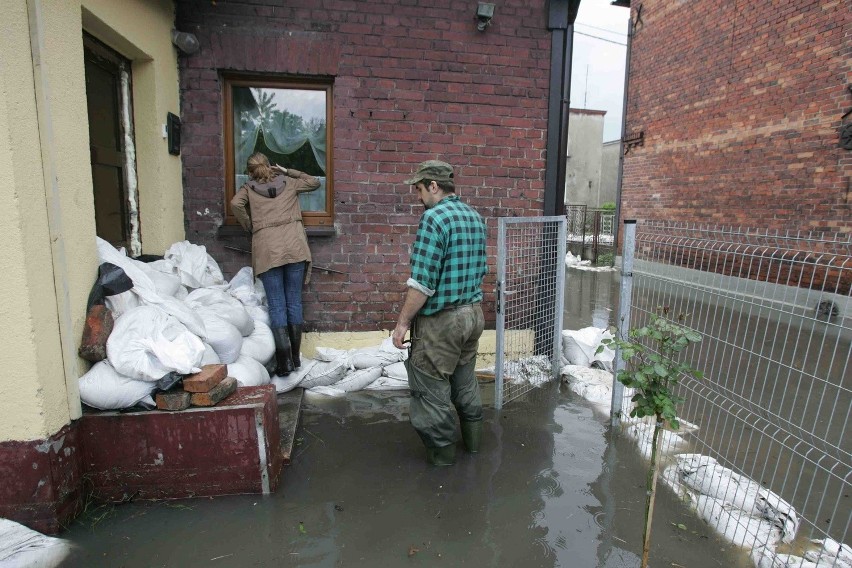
231, 152, 320, 376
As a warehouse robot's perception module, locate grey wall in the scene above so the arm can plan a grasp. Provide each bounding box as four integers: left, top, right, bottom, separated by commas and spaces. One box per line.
564, 109, 606, 207
600, 139, 620, 206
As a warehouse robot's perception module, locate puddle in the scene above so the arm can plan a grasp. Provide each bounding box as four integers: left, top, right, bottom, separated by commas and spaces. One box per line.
62, 378, 750, 567
60, 269, 761, 567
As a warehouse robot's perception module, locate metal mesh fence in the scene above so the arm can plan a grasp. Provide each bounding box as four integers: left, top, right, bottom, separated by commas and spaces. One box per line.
616, 221, 851, 557
495, 217, 567, 409
565, 204, 616, 265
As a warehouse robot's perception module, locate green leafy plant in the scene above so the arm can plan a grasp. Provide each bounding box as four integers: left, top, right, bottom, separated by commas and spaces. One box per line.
600, 201, 617, 211
600, 307, 703, 568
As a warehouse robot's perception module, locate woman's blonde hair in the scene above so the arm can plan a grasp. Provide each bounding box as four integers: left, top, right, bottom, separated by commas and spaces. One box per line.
247, 152, 276, 183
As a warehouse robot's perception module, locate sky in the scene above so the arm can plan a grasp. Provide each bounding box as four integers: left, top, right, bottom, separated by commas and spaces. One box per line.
571, 0, 631, 142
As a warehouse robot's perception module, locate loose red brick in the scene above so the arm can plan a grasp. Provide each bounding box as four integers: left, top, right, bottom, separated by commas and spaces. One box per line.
156, 390, 192, 411
183, 364, 227, 393
190, 376, 237, 407
78, 305, 114, 362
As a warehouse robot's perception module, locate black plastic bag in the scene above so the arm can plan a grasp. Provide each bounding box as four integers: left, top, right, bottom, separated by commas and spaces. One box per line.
86, 262, 134, 312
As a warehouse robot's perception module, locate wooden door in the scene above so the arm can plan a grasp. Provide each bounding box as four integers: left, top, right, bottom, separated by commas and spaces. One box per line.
84, 35, 133, 250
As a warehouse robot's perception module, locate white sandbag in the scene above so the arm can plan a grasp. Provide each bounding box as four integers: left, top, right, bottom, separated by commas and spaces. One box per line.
164, 240, 225, 289
315, 346, 351, 362
561, 327, 614, 368
106, 305, 204, 381
96, 240, 207, 337
694, 495, 781, 550
228, 267, 265, 307
561, 364, 614, 411
331, 367, 383, 392
272, 359, 318, 393
625, 422, 687, 460
147, 294, 207, 339
104, 289, 141, 319
245, 305, 270, 327
227, 355, 270, 387
186, 287, 254, 336
239, 320, 275, 365
199, 343, 221, 366
195, 308, 242, 365
382, 361, 409, 380
364, 376, 410, 390
299, 358, 349, 389
144, 268, 182, 298
674, 455, 798, 542
78, 360, 158, 410
0, 517, 73, 568
174, 285, 189, 300
348, 338, 407, 369
96, 237, 157, 293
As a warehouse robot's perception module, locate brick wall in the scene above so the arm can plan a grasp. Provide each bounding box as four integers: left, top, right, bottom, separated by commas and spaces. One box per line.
622, 0, 851, 233
176, 0, 552, 332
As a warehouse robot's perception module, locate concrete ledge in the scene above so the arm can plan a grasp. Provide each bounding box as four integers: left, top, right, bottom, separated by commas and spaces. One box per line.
79, 385, 283, 502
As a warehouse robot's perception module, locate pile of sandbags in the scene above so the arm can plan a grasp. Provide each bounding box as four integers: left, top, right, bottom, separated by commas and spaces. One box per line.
77, 238, 273, 411
272, 338, 410, 396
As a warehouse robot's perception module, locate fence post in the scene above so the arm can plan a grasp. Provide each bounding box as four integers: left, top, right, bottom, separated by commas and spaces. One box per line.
611, 219, 636, 427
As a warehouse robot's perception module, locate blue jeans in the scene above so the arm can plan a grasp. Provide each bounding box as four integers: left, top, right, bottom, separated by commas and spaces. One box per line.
258, 262, 306, 328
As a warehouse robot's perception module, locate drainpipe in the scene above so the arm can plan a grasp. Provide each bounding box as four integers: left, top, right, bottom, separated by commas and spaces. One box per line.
544, 0, 582, 216
613, 11, 633, 253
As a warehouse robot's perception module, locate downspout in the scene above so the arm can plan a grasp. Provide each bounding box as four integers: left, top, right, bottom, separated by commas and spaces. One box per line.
544, 0, 582, 216
613, 11, 633, 253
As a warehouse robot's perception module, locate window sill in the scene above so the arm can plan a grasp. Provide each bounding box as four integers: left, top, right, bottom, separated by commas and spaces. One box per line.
217, 224, 336, 239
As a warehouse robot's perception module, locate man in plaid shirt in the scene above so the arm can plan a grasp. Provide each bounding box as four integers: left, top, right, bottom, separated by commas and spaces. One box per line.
392, 160, 487, 466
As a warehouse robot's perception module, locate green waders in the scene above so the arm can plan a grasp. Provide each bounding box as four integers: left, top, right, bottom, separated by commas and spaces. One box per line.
405, 304, 485, 465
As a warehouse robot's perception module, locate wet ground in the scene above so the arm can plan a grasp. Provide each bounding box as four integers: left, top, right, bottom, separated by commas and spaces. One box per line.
60, 269, 754, 567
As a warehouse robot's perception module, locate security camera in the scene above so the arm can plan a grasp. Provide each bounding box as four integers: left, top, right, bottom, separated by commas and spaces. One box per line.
476, 2, 495, 32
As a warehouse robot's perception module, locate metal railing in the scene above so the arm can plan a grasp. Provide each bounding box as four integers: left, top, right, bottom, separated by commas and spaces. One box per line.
565, 204, 616, 266
615, 221, 851, 556
495, 217, 567, 409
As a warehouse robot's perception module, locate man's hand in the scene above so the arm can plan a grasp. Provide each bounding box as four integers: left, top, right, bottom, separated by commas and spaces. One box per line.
391, 322, 410, 350
272, 164, 288, 175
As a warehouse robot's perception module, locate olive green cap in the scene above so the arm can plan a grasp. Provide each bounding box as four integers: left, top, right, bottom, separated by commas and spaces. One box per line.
404, 160, 454, 185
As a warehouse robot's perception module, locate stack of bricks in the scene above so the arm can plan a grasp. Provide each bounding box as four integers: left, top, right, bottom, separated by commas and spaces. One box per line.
155, 364, 237, 411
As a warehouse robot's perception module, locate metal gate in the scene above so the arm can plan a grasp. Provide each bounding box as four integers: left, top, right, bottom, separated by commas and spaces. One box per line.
495, 216, 567, 409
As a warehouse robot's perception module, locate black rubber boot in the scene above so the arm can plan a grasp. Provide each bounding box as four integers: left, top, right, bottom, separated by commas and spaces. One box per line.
460, 420, 483, 453
426, 444, 457, 466
287, 323, 303, 369
271, 327, 295, 376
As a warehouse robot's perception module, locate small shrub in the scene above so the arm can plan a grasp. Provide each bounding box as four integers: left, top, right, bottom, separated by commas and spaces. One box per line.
600, 307, 703, 568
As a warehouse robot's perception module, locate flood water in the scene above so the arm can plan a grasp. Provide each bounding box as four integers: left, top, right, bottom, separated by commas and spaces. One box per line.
60, 269, 754, 567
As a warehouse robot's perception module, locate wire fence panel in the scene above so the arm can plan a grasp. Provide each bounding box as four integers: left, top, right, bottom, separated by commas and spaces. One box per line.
617, 221, 851, 556
495, 217, 566, 410
565, 204, 615, 265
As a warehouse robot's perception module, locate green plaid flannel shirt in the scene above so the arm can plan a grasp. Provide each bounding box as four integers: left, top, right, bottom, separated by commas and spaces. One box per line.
407, 195, 487, 315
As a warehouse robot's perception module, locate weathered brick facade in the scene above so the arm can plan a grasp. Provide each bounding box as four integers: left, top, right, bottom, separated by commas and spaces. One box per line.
176, 0, 553, 332
622, 0, 851, 233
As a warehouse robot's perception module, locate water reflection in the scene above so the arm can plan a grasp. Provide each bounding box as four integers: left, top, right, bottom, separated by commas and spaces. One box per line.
564, 268, 620, 330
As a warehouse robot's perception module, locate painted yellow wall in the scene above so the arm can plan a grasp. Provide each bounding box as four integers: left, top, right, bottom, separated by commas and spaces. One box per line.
81, 0, 185, 254
0, 0, 183, 443
0, 1, 68, 441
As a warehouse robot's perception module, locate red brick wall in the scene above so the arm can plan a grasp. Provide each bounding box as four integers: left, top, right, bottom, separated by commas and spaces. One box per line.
622, 0, 851, 233
176, 0, 552, 331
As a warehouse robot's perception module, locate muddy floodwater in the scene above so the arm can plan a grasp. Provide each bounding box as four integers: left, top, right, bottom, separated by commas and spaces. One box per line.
61, 269, 753, 567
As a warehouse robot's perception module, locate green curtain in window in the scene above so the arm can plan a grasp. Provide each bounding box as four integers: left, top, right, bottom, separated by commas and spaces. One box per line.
233, 87, 326, 174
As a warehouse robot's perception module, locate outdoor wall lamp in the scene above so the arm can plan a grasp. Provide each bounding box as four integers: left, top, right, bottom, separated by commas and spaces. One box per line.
171, 30, 200, 55
476, 3, 495, 32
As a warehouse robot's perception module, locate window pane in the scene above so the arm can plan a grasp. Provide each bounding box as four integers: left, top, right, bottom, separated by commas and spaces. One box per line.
231, 86, 327, 212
